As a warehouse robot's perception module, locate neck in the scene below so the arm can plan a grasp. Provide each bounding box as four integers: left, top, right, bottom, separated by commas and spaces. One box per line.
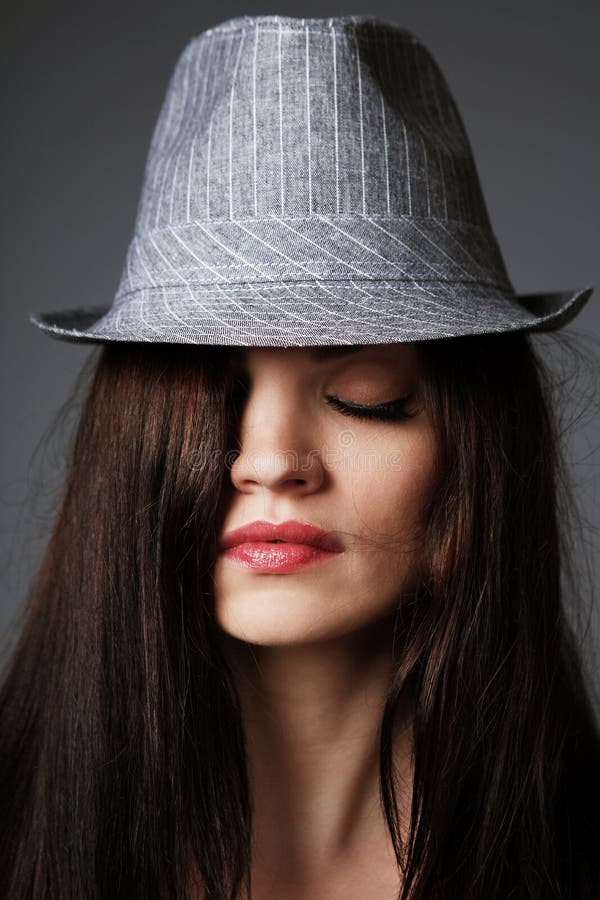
217, 616, 414, 892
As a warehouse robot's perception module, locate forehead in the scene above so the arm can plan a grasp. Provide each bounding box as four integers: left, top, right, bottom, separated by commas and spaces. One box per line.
229, 343, 422, 366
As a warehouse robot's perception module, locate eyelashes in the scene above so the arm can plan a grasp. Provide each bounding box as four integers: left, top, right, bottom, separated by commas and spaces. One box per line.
324, 394, 416, 422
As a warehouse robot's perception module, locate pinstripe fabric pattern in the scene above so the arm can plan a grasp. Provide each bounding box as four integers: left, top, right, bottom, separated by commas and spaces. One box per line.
29, 14, 593, 345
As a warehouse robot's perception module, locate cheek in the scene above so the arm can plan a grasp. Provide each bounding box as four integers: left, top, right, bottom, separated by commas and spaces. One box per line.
347, 430, 438, 542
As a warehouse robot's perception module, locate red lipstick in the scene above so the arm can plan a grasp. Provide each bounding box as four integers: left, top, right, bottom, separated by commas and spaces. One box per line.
219, 519, 343, 574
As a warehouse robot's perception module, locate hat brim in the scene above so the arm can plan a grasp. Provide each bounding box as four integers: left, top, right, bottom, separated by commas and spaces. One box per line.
28, 284, 592, 346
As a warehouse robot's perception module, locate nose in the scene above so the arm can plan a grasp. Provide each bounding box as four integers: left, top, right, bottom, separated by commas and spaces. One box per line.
228, 381, 325, 496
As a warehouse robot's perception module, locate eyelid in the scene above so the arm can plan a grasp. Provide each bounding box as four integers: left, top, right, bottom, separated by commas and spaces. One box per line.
325, 392, 417, 421
228, 370, 417, 415
327, 391, 415, 408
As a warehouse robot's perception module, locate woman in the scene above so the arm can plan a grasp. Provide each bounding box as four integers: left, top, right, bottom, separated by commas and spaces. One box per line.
3, 14, 599, 900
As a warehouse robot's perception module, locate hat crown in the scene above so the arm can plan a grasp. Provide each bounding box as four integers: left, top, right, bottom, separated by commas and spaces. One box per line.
134, 14, 492, 232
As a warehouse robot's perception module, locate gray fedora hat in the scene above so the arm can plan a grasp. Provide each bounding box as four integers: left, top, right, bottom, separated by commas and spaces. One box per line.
29, 14, 593, 346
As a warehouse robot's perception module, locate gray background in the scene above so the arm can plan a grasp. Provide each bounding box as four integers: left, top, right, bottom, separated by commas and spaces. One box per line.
2, 2, 599, 705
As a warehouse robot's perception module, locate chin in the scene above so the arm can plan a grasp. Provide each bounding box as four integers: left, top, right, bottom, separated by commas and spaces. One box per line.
213, 596, 395, 649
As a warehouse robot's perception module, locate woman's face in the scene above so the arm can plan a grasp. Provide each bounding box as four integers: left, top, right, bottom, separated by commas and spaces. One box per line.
212, 343, 440, 646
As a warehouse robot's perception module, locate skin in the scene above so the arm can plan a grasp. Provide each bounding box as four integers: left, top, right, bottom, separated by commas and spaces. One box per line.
211, 343, 440, 899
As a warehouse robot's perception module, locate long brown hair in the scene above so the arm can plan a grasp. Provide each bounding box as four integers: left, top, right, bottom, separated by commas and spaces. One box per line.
1, 332, 599, 899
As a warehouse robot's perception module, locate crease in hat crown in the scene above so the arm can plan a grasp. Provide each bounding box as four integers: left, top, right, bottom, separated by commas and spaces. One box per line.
28, 13, 593, 345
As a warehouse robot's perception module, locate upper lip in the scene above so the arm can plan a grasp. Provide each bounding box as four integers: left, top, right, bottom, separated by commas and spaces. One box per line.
219, 520, 343, 553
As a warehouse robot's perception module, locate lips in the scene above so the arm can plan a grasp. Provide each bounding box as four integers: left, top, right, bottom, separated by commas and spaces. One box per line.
219, 519, 343, 553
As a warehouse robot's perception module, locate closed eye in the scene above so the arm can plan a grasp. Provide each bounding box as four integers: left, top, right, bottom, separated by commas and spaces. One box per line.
325, 393, 416, 422
228, 374, 417, 423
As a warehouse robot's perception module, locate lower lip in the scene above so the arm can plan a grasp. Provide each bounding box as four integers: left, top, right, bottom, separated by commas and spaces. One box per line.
220, 541, 341, 573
